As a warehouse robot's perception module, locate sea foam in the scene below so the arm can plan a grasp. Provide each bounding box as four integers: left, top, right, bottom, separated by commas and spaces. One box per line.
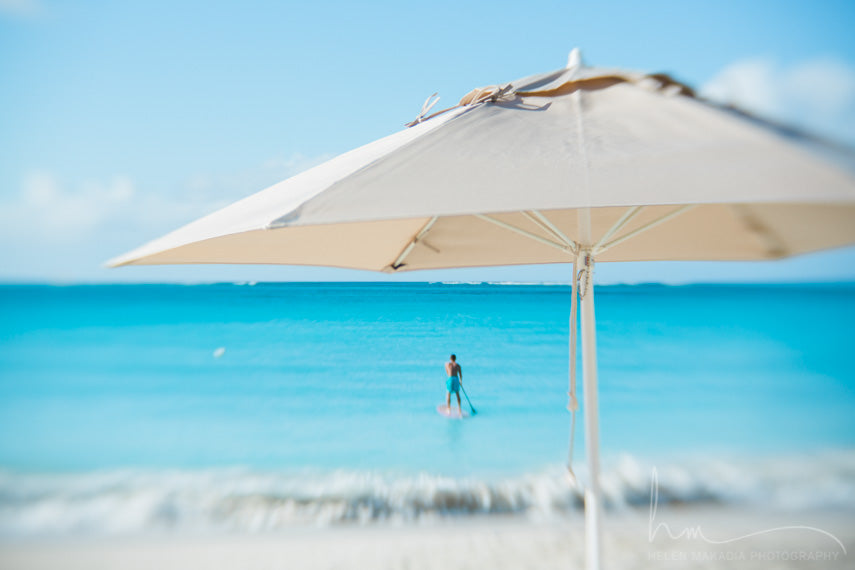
1, 450, 853, 537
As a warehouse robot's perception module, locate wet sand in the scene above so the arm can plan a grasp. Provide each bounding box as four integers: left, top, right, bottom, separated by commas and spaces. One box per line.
1, 507, 851, 570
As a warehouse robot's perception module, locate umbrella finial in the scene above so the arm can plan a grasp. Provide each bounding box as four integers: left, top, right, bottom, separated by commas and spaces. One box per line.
567, 48, 583, 69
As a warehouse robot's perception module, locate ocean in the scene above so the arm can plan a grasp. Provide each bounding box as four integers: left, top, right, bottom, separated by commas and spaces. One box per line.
0, 282, 853, 535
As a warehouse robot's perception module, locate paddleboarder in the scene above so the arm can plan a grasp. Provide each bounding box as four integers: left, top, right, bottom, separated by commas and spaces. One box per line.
445, 354, 463, 414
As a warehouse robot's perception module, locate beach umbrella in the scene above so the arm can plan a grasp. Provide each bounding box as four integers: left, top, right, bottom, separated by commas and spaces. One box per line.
108, 50, 855, 569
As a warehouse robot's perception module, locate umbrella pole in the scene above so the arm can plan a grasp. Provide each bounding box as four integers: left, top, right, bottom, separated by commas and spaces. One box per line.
580, 251, 603, 570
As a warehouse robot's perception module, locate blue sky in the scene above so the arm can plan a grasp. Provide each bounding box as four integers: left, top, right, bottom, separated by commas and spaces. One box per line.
1, 0, 854, 283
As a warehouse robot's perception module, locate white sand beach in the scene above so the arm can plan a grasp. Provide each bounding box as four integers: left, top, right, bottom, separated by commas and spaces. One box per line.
1, 507, 851, 570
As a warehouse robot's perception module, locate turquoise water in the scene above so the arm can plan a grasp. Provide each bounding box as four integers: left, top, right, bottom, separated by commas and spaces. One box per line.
0, 282, 854, 532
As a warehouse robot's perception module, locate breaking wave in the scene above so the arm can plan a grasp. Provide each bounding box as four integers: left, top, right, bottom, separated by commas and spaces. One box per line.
1, 450, 853, 537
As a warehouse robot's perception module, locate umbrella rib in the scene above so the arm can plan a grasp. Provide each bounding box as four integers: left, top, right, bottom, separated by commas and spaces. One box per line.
475, 214, 574, 254
390, 216, 439, 269
525, 210, 579, 253
594, 204, 696, 255
593, 206, 644, 250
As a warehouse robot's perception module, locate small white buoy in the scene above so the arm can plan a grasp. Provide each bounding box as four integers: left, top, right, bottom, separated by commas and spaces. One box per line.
213, 347, 226, 358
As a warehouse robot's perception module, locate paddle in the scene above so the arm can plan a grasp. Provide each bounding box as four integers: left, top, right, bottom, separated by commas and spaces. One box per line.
460, 384, 477, 415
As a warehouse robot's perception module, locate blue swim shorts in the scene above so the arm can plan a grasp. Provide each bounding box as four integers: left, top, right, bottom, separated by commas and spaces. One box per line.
446, 376, 460, 393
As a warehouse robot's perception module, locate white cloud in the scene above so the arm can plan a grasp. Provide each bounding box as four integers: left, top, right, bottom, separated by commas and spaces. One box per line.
0, 151, 333, 277
8, 171, 137, 239
0, 0, 45, 19
701, 57, 855, 144
0, 152, 334, 280
783, 59, 855, 117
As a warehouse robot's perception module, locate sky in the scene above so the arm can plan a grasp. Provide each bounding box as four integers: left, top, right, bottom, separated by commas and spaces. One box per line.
1, 0, 854, 284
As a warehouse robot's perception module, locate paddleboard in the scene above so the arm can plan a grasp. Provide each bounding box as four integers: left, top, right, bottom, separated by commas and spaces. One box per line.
436, 404, 469, 419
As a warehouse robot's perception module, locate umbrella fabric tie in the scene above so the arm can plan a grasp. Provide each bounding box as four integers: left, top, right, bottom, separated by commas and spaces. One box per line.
567, 252, 580, 483
568, 251, 593, 484
405, 84, 514, 127
406, 93, 441, 127
578, 253, 592, 300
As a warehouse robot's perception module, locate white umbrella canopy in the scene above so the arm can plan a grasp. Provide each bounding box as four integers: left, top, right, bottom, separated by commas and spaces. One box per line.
108, 50, 855, 271
109, 50, 855, 570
